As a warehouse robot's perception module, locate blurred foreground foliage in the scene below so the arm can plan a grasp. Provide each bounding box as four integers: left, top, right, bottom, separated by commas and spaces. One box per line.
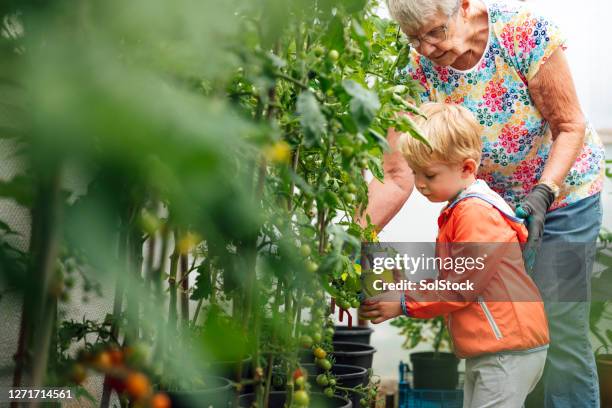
0, 0, 425, 406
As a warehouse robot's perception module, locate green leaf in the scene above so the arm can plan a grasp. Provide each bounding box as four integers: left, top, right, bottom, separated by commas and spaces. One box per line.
323, 16, 345, 54
319, 252, 342, 278
394, 44, 411, 76
342, 80, 380, 131
74, 386, 97, 404
343, 0, 368, 14
191, 262, 212, 301
368, 128, 390, 152
287, 169, 314, 196
367, 156, 384, 182
296, 91, 327, 147
395, 114, 431, 149
339, 114, 358, 134
0, 175, 34, 207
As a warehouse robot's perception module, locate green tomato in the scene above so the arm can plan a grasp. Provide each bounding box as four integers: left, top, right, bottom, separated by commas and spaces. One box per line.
328, 49, 340, 61
351, 298, 361, 308
340, 300, 352, 310
313, 46, 325, 57
370, 388, 378, 397
316, 373, 329, 386
325, 327, 335, 337
324, 387, 335, 398
306, 261, 319, 274
312, 332, 322, 344
300, 335, 313, 348
343, 192, 355, 204
328, 378, 336, 387
360, 398, 369, 407
295, 376, 306, 388
316, 358, 332, 371
139, 209, 161, 235
341, 146, 354, 157
300, 244, 312, 257
359, 158, 368, 168
303, 296, 314, 307
325, 191, 340, 208
347, 183, 358, 193
294, 390, 310, 406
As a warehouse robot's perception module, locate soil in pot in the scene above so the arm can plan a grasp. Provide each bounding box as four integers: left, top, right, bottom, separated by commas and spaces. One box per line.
238, 391, 351, 408
410, 352, 459, 390
596, 354, 612, 408
167, 376, 233, 408
302, 363, 368, 408
331, 342, 376, 370
333, 326, 373, 345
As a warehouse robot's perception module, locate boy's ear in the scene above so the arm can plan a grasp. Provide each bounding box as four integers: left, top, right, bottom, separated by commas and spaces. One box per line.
461, 158, 478, 176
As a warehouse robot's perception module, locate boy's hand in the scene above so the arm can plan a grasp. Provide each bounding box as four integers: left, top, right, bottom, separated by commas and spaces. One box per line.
358, 299, 403, 324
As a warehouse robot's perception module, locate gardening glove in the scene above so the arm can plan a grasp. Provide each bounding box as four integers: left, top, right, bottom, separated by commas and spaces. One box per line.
515, 184, 555, 273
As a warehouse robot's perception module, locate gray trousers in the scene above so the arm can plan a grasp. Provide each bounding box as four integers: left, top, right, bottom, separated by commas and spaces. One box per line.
463, 349, 547, 408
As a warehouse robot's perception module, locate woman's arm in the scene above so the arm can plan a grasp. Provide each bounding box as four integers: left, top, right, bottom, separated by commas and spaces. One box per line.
359, 126, 415, 231
528, 48, 586, 186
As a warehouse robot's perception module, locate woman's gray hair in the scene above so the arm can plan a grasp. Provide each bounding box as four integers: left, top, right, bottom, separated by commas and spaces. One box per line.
386, 0, 460, 32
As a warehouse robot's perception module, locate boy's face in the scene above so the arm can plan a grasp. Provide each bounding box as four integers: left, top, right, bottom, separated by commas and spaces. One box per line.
412, 160, 474, 203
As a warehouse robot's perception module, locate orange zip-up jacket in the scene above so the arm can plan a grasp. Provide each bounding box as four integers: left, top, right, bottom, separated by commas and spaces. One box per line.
403, 180, 549, 358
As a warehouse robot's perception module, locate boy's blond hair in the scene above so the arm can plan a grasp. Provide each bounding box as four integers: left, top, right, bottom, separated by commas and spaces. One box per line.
399, 103, 482, 171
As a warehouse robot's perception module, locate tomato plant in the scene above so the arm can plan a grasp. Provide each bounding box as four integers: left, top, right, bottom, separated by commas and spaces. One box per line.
0, 0, 424, 406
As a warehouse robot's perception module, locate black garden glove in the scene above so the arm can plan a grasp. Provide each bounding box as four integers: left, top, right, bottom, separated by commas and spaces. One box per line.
515, 184, 555, 273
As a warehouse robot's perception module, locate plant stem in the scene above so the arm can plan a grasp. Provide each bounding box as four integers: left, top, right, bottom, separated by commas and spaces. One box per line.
167, 229, 180, 332
263, 279, 283, 407
179, 253, 189, 323
21, 165, 63, 408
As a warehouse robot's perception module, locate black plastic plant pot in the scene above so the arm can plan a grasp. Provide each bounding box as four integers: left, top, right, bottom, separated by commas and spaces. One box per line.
331, 342, 376, 370
596, 354, 612, 408
238, 391, 352, 408
410, 352, 459, 390
167, 376, 233, 408
208, 354, 252, 382
333, 325, 374, 345
302, 363, 368, 408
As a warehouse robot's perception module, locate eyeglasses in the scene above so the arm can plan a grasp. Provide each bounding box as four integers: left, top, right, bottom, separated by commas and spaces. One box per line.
405, 5, 459, 48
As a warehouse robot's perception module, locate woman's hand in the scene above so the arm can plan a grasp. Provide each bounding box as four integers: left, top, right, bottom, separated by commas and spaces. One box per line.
358, 298, 403, 324
358, 126, 414, 231
516, 184, 555, 271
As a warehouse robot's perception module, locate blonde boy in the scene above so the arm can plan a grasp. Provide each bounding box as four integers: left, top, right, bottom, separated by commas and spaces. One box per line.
359, 103, 549, 408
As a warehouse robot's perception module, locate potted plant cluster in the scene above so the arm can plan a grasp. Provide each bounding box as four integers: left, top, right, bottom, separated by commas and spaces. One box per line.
391, 316, 459, 390
0, 0, 428, 407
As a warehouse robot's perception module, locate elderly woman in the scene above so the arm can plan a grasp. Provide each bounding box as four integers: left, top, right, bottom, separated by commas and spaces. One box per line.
365, 0, 605, 407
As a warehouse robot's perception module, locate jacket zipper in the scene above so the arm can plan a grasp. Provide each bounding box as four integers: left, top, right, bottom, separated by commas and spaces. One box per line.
478, 296, 503, 340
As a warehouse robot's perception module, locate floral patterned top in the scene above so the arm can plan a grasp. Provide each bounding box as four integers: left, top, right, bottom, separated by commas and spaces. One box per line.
399, 0, 605, 210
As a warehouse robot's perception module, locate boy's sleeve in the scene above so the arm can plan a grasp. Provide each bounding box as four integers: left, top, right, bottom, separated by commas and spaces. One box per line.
402, 291, 469, 318
403, 201, 522, 318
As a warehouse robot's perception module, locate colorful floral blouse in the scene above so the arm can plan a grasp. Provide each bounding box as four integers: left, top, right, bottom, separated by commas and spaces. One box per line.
399, 1, 605, 210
